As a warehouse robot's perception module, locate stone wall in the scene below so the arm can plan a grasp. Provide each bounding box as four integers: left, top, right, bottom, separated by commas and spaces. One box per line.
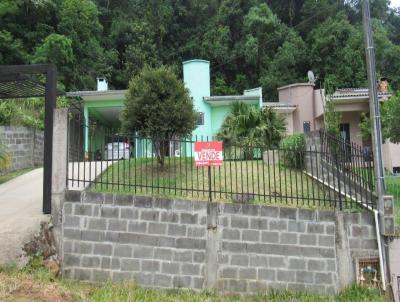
62, 190, 379, 295
0, 126, 44, 171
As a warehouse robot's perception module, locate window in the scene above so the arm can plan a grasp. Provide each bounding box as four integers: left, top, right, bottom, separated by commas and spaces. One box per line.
303, 121, 311, 133
197, 112, 204, 125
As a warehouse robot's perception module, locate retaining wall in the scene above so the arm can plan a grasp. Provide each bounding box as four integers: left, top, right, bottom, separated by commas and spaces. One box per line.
62, 191, 378, 295
0, 126, 44, 171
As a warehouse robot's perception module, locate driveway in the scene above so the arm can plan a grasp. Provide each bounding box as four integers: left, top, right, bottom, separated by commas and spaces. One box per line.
0, 168, 47, 265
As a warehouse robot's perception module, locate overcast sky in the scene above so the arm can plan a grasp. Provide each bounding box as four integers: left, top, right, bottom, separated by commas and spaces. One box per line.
390, 0, 400, 8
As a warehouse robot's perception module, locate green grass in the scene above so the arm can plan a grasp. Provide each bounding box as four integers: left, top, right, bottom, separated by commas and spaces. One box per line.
386, 175, 400, 225
90, 158, 358, 210
0, 258, 387, 302
0, 167, 35, 185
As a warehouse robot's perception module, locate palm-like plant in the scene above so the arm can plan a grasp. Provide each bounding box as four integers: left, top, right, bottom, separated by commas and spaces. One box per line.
217, 102, 286, 159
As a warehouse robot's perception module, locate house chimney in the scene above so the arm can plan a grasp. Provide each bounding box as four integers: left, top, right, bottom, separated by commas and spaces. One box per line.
378, 78, 388, 93
97, 77, 108, 91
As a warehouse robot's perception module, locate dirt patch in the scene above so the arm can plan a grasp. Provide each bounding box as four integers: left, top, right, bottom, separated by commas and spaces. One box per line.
0, 273, 76, 302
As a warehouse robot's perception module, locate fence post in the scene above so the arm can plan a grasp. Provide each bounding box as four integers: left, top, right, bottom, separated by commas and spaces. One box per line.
208, 166, 212, 202
51, 108, 69, 227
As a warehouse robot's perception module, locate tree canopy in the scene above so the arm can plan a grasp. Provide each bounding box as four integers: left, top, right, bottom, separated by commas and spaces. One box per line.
122, 66, 197, 166
1, 0, 400, 99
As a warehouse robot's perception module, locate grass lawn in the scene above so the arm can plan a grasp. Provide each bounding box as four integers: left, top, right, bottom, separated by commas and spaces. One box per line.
386, 175, 400, 225
0, 167, 35, 185
0, 258, 387, 302
90, 158, 357, 210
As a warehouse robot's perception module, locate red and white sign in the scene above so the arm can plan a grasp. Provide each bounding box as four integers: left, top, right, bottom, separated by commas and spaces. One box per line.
194, 141, 223, 167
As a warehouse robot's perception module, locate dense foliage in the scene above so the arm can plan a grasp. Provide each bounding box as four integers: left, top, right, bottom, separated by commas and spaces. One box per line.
122, 66, 197, 167
280, 134, 306, 169
217, 102, 286, 158
360, 91, 400, 143
0, 140, 10, 172
1, 0, 400, 99
0, 97, 71, 130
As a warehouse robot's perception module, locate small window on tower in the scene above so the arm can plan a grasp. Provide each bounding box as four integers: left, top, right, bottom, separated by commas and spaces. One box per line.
197, 112, 204, 125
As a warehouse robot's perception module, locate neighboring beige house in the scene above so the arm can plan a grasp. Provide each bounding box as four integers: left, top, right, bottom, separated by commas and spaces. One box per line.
264, 81, 400, 173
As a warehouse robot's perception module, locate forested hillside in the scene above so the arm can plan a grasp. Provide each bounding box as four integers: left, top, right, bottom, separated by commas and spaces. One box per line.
1, 0, 400, 99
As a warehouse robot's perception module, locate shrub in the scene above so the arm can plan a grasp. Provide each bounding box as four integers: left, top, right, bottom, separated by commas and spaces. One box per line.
0, 140, 11, 173
280, 133, 305, 169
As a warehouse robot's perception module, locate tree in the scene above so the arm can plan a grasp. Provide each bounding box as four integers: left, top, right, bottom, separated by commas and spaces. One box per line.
32, 34, 74, 91
307, 13, 366, 89
323, 80, 342, 138
122, 66, 197, 168
59, 0, 107, 89
0, 30, 27, 65
382, 92, 400, 143
217, 102, 286, 159
361, 92, 400, 144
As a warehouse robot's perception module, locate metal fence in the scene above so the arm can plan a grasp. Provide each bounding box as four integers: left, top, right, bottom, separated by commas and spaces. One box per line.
319, 130, 374, 191
66, 118, 376, 209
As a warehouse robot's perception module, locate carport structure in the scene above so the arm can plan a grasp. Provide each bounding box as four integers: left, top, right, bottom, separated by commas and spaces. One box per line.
66, 89, 127, 157
0, 64, 57, 214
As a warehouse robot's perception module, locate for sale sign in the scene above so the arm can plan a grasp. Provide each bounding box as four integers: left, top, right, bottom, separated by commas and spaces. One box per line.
194, 141, 223, 167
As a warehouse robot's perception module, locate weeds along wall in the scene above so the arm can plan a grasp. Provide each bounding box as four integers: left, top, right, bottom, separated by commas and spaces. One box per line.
62, 191, 379, 295
0, 126, 44, 172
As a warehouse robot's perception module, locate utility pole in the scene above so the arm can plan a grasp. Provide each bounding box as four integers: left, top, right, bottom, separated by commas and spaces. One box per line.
362, 0, 388, 290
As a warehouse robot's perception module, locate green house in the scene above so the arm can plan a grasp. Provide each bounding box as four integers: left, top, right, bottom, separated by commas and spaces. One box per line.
67, 60, 262, 158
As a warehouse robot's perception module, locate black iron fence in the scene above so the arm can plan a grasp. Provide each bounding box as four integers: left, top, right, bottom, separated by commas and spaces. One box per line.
319, 130, 375, 191
66, 121, 376, 210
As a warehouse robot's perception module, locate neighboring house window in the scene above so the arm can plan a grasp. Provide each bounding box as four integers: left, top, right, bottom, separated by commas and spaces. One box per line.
303, 121, 311, 133
197, 112, 204, 125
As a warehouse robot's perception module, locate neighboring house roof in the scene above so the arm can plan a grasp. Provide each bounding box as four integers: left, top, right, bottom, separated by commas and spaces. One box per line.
332, 88, 391, 100
203, 95, 259, 101
277, 83, 314, 90
263, 102, 296, 113
203, 95, 260, 106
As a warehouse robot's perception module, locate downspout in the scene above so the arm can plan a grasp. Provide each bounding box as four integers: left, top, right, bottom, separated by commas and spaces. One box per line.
305, 173, 386, 289
374, 209, 387, 290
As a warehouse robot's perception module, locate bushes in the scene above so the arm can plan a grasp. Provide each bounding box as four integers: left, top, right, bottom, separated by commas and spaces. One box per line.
0, 140, 11, 173
280, 134, 305, 169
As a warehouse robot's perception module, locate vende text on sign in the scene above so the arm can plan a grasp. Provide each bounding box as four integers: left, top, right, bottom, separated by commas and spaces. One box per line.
194, 141, 223, 167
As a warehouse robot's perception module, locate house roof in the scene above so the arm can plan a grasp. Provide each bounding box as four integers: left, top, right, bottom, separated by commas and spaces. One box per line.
277, 83, 315, 91
263, 102, 296, 113
203, 95, 260, 107
66, 89, 127, 101
332, 88, 391, 100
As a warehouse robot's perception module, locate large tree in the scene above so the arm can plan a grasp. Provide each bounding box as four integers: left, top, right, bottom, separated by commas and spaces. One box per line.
32, 34, 74, 90
122, 66, 197, 167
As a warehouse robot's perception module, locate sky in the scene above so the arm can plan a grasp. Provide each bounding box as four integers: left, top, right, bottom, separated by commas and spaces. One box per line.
390, 0, 400, 8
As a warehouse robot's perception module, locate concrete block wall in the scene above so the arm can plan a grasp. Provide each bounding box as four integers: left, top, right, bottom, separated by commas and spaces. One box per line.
62, 191, 207, 289
62, 191, 378, 295
0, 126, 44, 171
33, 129, 44, 166
217, 204, 338, 294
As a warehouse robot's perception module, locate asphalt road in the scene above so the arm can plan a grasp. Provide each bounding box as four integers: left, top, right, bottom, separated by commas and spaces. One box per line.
0, 168, 47, 265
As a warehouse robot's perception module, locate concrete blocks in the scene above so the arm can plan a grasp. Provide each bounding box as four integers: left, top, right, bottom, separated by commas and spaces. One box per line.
62, 191, 379, 295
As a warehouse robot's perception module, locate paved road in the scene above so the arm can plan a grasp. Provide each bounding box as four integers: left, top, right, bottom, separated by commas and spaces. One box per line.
0, 168, 47, 265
